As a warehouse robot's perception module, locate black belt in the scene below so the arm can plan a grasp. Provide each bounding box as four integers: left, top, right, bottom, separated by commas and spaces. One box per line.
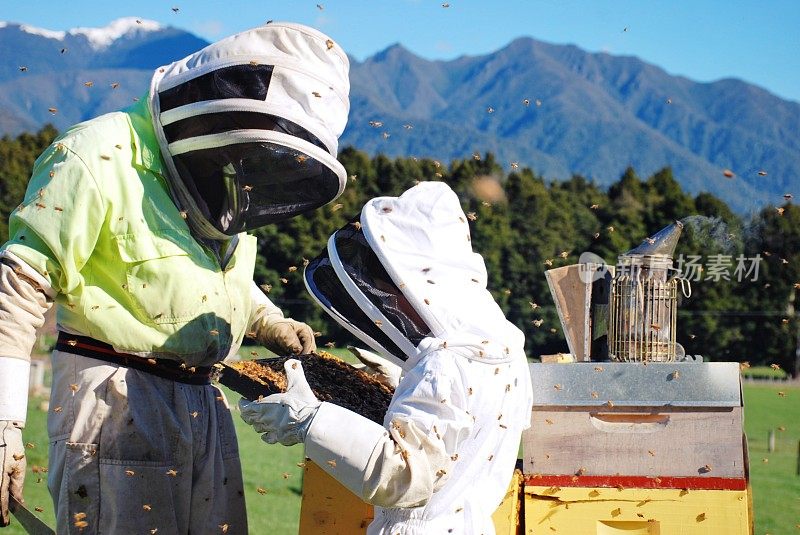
55, 332, 213, 385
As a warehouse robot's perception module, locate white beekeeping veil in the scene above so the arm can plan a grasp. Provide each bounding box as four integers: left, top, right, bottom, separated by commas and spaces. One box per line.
149, 22, 350, 240
305, 182, 522, 370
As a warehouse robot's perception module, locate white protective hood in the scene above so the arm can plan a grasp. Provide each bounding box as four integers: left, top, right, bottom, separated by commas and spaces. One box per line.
305, 182, 523, 370
149, 22, 350, 239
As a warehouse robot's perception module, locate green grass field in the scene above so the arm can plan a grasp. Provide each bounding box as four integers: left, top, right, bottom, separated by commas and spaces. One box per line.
8, 363, 800, 534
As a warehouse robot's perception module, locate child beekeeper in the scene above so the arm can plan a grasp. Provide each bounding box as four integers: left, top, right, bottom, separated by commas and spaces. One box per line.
240, 181, 533, 534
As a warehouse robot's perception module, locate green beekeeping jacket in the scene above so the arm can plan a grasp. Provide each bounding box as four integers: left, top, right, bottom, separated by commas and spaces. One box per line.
1, 97, 257, 366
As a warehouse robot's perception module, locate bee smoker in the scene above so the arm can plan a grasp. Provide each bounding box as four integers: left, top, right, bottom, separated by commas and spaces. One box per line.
607, 221, 691, 362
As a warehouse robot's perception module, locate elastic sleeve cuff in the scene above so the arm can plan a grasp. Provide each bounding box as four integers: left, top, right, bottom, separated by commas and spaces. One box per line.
0, 356, 30, 425
305, 402, 389, 496
0, 249, 56, 298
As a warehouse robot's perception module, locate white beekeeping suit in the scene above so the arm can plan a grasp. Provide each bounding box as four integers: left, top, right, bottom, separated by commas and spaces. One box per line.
241, 182, 533, 534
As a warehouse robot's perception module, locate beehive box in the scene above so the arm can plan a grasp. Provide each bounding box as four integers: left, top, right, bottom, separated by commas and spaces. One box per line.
522, 361, 752, 534
523, 362, 746, 479
524, 484, 751, 534
299, 461, 524, 534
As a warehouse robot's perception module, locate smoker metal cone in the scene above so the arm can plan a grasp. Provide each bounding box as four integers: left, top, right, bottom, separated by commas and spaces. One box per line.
624, 220, 683, 258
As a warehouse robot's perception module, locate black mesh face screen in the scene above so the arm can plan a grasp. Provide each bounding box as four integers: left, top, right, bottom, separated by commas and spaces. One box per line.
163, 112, 328, 152
305, 253, 408, 361
333, 223, 431, 346
158, 64, 275, 112
172, 142, 340, 234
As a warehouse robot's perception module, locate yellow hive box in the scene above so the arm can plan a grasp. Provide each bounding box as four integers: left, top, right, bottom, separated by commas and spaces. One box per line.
524, 485, 752, 535
299, 461, 523, 534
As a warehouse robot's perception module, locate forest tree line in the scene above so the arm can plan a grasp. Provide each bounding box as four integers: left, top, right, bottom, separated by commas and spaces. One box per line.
1, 126, 798, 376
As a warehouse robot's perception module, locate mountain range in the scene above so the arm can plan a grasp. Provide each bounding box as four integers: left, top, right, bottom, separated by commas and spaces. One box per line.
1, 18, 798, 213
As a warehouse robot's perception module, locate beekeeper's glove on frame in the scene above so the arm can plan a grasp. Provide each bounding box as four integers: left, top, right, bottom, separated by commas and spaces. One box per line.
347, 346, 402, 388
239, 359, 321, 446
256, 316, 316, 356
250, 284, 316, 355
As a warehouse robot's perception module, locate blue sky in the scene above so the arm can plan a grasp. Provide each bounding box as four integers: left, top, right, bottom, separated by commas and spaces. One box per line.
4, 1, 800, 103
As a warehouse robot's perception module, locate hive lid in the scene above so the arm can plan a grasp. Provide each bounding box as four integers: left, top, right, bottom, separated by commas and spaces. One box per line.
529, 361, 741, 407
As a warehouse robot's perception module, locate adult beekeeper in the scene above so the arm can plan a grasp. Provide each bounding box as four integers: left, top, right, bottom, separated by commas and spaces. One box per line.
0, 22, 349, 534
240, 182, 534, 534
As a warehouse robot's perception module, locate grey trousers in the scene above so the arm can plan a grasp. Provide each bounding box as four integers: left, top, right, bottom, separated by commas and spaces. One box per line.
47, 351, 247, 534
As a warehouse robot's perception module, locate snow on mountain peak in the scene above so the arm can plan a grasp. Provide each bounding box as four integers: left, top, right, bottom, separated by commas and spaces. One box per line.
69, 17, 163, 49
6, 17, 163, 49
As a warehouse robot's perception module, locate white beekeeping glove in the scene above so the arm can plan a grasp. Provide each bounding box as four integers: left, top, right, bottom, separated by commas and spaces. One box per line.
239, 359, 321, 446
347, 346, 402, 388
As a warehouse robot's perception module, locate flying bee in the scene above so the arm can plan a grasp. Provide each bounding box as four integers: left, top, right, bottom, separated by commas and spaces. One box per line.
511, 162, 519, 169
312, 91, 321, 98
325, 39, 334, 50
